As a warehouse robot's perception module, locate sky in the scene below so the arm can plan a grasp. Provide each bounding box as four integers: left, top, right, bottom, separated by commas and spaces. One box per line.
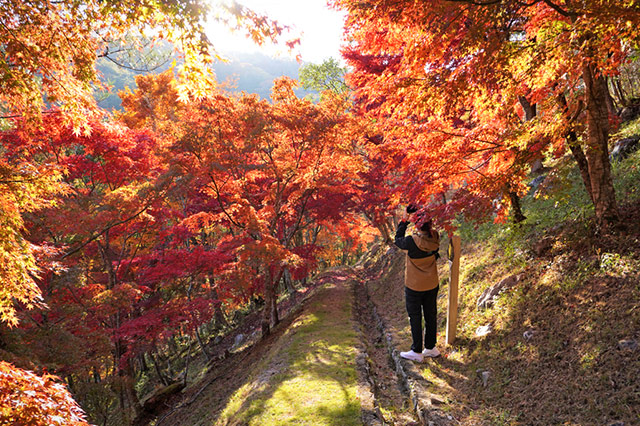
206, 0, 347, 64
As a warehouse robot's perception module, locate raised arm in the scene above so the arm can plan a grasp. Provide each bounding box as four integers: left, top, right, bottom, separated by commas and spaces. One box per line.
394, 220, 412, 250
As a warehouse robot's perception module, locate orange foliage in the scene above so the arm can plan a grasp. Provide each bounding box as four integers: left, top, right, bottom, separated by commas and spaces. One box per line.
0, 362, 88, 425
334, 0, 640, 225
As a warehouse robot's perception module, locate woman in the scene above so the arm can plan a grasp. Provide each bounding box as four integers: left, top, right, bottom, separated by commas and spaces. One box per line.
394, 207, 441, 362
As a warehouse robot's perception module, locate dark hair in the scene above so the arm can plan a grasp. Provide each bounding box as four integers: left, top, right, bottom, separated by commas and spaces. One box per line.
406, 204, 419, 214
418, 219, 433, 236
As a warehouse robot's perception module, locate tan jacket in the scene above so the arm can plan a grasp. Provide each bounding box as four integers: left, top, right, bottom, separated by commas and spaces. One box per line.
394, 221, 440, 291
404, 231, 440, 291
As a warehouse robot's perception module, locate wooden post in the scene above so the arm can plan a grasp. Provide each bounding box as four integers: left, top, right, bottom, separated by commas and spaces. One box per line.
446, 234, 461, 346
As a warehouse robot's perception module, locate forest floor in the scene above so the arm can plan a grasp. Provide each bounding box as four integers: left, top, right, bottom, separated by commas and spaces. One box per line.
151, 262, 425, 426
150, 198, 640, 426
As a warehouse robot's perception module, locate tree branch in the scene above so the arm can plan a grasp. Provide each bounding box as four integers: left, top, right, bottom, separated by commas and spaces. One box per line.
541, 0, 572, 17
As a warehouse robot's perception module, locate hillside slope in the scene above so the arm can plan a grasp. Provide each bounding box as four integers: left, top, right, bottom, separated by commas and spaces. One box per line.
361, 203, 640, 425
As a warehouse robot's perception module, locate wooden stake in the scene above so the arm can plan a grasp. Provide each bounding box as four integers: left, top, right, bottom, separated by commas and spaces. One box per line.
446, 234, 461, 346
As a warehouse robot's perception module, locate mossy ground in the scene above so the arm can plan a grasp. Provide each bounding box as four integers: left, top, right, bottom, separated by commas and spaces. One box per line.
157, 272, 363, 426
216, 280, 361, 426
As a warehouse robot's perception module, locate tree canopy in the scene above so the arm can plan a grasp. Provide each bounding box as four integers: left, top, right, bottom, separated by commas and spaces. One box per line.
333, 0, 640, 227
2, 0, 640, 423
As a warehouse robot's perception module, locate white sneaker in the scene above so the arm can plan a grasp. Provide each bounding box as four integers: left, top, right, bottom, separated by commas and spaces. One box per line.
400, 350, 424, 362
422, 347, 441, 358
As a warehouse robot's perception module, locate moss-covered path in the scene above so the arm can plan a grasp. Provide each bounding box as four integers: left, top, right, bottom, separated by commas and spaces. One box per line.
214, 279, 362, 426
156, 270, 370, 426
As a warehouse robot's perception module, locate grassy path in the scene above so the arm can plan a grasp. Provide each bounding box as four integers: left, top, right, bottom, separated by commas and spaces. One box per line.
155, 267, 417, 426
215, 280, 361, 426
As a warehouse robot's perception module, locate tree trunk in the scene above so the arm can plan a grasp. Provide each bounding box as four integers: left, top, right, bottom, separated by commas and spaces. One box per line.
271, 269, 283, 327
556, 92, 593, 201
93, 367, 101, 383
182, 335, 193, 386
117, 358, 142, 425
611, 77, 628, 107
261, 279, 276, 337
282, 268, 297, 295
518, 95, 537, 120
270, 290, 279, 326
123, 373, 142, 425
582, 62, 619, 227
138, 354, 148, 372
66, 374, 76, 394
195, 326, 212, 361
518, 95, 545, 175
117, 380, 126, 423
508, 191, 526, 223
566, 132, 593, 203
210, 285, 228, 329
261, 269, 284, 337
377, 222, 392, 244
311, 225, 321, 245
150, 351, 170, 386
604, 77, 617, 117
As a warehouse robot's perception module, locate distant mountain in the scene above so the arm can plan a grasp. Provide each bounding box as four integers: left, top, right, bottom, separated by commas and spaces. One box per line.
214, 52, 315, 99
96, 51, 316, 110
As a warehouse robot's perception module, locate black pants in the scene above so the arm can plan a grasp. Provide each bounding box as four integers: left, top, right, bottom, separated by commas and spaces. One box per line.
405, 286, 439, 352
